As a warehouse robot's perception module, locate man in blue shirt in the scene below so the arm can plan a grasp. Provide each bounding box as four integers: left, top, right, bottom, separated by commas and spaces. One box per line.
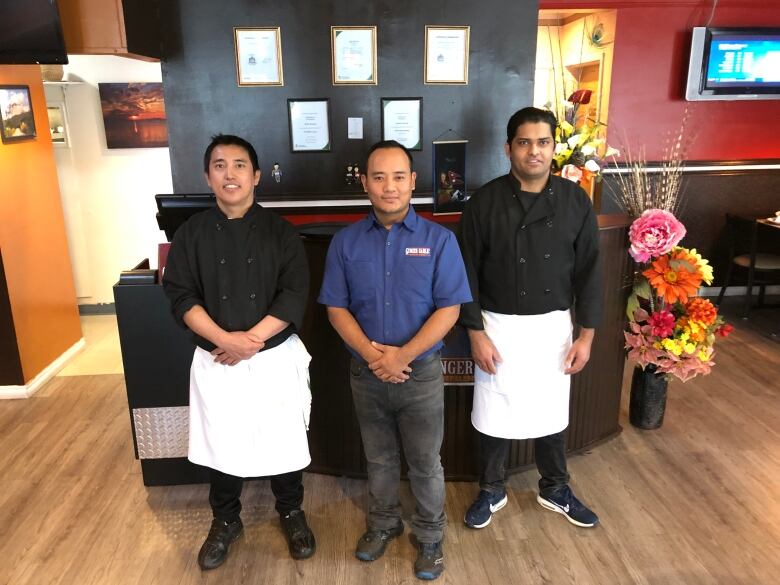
318, 140, 471, 581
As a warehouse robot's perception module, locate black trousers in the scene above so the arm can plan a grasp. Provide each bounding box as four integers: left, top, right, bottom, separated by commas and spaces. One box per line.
209, 468, 304, 522
478, 429, 570, 496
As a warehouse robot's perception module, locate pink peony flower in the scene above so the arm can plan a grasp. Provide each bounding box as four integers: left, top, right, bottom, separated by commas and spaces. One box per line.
628, 209, 686, 262
560, 164, 583, 183
647, 310, 676, 338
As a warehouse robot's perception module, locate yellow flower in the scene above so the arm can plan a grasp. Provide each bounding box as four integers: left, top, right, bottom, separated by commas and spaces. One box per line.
685, 247, 714, 285
662, 338, 683, 356
679, 330, 690, 342
698, 350, 709, 361
684, 343, 696, 354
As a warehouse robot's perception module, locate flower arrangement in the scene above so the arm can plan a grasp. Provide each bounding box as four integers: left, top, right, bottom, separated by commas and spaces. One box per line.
554, 120, 617, 184
624, 209, 732, 382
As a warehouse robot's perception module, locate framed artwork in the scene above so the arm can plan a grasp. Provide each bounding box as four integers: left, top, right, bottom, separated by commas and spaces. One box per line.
433, 139, 469, 214
0, 85, 36, 143
287, 99, 331, 152
46, 103, 69, 147
98, 83, 169, 149
424, 26, 470, 84
331, 26, 377, 85
381, 98, 422, 151
234, 27, 284, 86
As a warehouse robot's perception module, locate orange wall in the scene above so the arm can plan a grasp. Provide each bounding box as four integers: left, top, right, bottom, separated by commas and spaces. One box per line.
541, 0, 780, 161
0, 65, 81, 383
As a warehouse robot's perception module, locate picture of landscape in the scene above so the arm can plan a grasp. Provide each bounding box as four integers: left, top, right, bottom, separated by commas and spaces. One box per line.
98, 83, 168, 149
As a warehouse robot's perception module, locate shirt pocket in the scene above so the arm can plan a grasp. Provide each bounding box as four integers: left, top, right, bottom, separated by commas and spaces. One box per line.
345, 260, 376, 301
398, 256, 434, 304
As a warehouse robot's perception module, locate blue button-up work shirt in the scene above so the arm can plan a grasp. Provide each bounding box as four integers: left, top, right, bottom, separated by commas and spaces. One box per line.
318, 206, 472, 360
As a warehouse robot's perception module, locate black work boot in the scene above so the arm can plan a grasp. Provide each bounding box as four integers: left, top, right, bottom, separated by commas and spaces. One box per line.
280, 509, 316, 559
414, 539, 444, 580
355, 522, 404, 561
197, 518, 243, 570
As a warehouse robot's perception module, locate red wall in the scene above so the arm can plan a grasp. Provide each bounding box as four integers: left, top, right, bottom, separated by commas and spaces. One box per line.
541, 1, 780, 161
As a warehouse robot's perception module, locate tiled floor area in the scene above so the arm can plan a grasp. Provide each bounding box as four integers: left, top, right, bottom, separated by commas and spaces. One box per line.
58, 314, 124, 376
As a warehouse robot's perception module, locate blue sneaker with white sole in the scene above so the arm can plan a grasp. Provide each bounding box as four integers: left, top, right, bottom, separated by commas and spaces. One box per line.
464, 489, 508, 528
537, 486, 598, 527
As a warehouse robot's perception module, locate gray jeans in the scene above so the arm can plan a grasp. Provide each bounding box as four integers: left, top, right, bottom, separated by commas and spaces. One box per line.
349, 352, 446, 543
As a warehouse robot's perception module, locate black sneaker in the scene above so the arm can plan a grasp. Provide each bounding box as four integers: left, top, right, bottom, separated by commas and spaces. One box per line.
280, 509, 316, 559
414, 540, 444, 581
197, 518, 243, 570
537, 486, 599, 527
355, 522, 404, 561
464, 489, 508, 528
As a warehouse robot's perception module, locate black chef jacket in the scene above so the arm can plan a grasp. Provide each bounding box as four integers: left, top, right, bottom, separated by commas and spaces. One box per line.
162, 203, 309, 352
459, 173, 602, 330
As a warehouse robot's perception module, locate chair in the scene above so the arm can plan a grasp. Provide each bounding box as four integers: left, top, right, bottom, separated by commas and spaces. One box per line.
716, 214, 780, 317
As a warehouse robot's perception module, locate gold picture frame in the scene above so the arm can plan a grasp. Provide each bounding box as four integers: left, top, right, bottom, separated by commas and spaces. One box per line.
331, 26, 378, 85
234, 27, 284, 86
424, 25, 470, 85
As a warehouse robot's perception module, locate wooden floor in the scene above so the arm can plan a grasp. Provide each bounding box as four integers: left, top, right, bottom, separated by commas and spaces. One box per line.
1, 321, 778, 584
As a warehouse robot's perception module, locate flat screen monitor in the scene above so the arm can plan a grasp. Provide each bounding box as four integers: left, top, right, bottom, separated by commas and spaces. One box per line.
155, 194, 216, 241
0, 0, 68, 65
686, 27, 780, 101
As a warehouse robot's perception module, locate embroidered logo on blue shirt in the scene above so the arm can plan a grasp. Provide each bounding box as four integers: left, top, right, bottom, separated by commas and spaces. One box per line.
405, 247, 431, 257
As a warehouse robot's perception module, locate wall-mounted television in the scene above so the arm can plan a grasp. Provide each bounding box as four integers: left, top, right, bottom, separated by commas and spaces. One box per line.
686, 27, 780, 101
0, 0, 68, 65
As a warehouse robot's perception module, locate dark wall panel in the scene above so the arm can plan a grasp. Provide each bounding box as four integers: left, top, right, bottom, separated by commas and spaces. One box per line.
0, 250, 24, 386
159, 0, 539, 197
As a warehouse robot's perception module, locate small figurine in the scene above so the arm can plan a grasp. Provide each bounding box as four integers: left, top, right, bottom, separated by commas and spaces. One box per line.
345, 165, 354, 185
271, 162, 282, 183
352, 164, 361, 181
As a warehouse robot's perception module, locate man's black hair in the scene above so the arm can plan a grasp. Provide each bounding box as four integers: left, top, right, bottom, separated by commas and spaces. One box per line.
203, 134, 260, 173
362, 140, 414, 174
506, 107, 558, 145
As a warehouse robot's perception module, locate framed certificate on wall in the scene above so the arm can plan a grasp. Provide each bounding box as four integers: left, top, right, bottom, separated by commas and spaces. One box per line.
331, 26, 378, 85
381, 98, 422, 151
424, 26, 470, 84
234, 27, 284, 86
288, 99, 331, 152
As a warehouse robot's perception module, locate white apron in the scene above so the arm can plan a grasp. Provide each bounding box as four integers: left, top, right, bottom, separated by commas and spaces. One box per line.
188, 334, 312, 478
471, 309, 572, 440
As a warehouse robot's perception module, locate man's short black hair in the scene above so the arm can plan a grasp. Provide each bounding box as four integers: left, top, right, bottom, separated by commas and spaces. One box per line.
506, 107, 558, 145
363, 140, 414, 174
203, 134, 260, 173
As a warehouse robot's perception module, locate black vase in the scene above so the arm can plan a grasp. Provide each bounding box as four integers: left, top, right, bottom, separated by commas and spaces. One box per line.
629, 364, 668, 429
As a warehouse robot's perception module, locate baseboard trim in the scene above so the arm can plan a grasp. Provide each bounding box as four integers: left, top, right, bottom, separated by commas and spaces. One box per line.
78, 303, 116, 315
0, 338, 86, 399
700, 285, 780, 297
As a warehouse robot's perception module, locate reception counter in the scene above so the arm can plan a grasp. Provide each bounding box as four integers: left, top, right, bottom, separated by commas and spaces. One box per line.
115, 214, 632, 486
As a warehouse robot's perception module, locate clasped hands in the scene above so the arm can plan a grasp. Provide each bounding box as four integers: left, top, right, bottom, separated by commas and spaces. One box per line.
368, 341, 413, 384
211, 331, 265, 366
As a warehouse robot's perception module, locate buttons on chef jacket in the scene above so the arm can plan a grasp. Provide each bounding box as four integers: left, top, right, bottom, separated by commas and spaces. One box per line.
249, 293, 256, 300
519, 257, 526, 263
544, 289, 551, 295
247, 257, 254, 264
221, 294, 229, 301
546, 220, 553, 227
216, 223, 222, 231
250, 223, 257, 230
520, 225, 527, 230
544, 253, 551, 259
219, 258, 226, 265
519, 290, 526, 296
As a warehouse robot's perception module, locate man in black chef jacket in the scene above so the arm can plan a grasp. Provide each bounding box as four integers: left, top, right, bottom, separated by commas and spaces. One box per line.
458, 107, 602, 530
163, 135, 316, 570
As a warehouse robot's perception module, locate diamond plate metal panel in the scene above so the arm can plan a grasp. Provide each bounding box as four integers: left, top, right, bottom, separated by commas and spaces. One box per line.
132, 406, 189, 459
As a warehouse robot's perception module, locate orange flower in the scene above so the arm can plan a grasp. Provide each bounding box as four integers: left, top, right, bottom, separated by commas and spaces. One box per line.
677, 316, 707, 343
686, 297, 718, 326
642, 254, 702, 304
